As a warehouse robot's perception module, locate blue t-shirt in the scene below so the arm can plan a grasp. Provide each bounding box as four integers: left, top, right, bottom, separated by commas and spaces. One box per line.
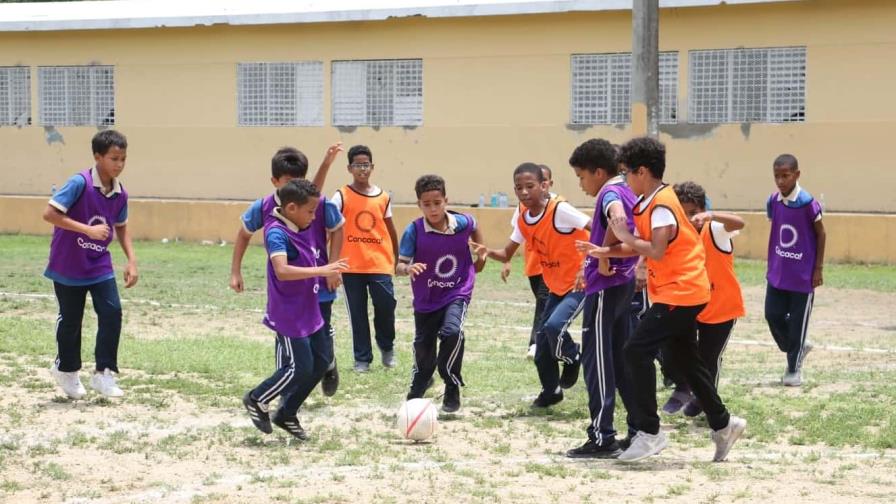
241, 197, 343, 233
399, 213, 474, 260
600, 190, 621, 218
45, 172, 128, 286
251, 196, 343, 303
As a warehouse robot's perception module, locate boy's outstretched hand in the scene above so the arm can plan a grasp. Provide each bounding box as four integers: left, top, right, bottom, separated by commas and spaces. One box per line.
407, 263, 427, 281
322, 142, 344, 167
320, 258, 349, 278
469, 240, 489, 261
575, 240, 609, 258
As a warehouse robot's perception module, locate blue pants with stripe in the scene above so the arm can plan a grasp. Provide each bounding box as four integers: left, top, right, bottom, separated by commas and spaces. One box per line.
409, 299, 467, 395
581, 281, 636, 445
765, 283, 814, 373
251, 327, 332, 417
534, 290, 585, 393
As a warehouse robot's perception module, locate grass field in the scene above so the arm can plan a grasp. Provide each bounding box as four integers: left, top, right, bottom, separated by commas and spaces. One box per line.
1, 234, 895, 503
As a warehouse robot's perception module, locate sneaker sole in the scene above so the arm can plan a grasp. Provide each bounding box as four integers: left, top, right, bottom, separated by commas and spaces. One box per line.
566, 449, 622, 459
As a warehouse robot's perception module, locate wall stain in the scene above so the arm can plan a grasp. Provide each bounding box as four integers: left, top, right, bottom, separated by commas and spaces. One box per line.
658, 123, 718, 139
336, 126, 358, 133
565, 123, 591, 132
43, 126, 65, 145
740, 122, 751, 139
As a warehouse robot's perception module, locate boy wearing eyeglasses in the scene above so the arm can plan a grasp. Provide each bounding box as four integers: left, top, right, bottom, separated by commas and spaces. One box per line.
331, 145, 400, 373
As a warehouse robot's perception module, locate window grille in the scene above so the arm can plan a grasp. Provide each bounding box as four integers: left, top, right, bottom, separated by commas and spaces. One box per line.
332, 59, 423, 126
38, 65, 115, 126
237, 61, 323, 126
0, 66, 30, 126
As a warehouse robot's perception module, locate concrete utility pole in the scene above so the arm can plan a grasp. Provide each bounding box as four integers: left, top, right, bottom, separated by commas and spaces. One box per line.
632, 0, 659, 138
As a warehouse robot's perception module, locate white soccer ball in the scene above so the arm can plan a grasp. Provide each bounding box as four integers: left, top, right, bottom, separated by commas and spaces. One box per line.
396, 398, 438, 442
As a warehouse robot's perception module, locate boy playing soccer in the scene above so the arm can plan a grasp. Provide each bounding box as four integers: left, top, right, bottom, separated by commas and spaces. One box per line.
478, 163, 590, 408
501, 165, 554, 360
661, 181, 746, 417
332, 145, 400, 372
765, 154, 826, 386
42, 130, 137, 399
566, 139, 638, 458
398, 175, 487, 413
230, 143, 344, 396
243, 179, 349, 440
579, 137, 745, 463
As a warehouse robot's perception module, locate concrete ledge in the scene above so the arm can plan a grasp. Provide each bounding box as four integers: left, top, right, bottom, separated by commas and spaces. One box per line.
2, 195, 893, 264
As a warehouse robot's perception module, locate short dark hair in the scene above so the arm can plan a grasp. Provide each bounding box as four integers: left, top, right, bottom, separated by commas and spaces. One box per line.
92, 130, 127, 155
568, 138, 618, 175
673, 181, 707, 210
618, 137, 665, 179
773, 153, 799, 171
513, 162, 545, 182
277, 178, 319, 207
538, 164, 553, 180
414, 174, 446, 198
271, 147, 309, 179
348, 145, 373, 164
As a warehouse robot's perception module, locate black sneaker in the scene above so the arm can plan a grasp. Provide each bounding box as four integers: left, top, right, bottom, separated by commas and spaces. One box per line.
532, 389, 564, 408
272, 411, 308, 441
442, 385, 461, 413
559, 358, 581, 389
242, 392, 272, 434
618, 435, 632, 451
566, 439, 622, 459
321, 360, 339, 397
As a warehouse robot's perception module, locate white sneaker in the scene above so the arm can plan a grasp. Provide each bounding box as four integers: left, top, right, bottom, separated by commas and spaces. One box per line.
617, 430, 667, 462
711, 416, 747, 462
526, 344, 536, 360
51, 363, 86, 399
91, 368, 124, 397
782, 369, 802, 387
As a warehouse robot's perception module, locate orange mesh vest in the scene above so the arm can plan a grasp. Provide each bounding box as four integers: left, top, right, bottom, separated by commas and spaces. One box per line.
697, 223, 746, 324
633, 184, 710, 306
521, 195, 564, 277
338, 185, 395, 274
517, 198, 588, 296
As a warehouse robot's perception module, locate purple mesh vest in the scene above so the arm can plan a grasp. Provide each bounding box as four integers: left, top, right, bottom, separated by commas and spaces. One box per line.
46, 169, 128, 282
584, 182, 638, 295
410, 213, 476, 313
261, 193, 329, 267
262, 220, 324, 339
766, 195, 822, 293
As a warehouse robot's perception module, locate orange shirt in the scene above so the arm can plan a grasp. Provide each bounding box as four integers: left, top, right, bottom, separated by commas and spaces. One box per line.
338, 185, 395, 275
516, 198, 588, 296
697, 223, 746, 324
633, 184, 710, 306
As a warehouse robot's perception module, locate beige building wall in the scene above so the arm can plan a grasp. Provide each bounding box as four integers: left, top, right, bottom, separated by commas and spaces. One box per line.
0, 0, 894, 260
4, 196, 895, 264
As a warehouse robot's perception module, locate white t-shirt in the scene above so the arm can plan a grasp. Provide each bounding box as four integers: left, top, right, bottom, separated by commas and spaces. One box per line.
331, 185, 393, 218
707, 220, 738, 253
635, 185, 677, 235
510, 201, 590, 244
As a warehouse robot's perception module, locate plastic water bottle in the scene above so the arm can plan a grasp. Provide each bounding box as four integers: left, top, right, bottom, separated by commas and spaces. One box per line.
51, 184, 56, 195
490, 193, 498, 208
479, 193, 485, 208
499, 192, 508, 208
819, 193, 826, 211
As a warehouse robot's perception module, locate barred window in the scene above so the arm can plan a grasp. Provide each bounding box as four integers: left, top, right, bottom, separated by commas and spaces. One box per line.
0, 66, 30, 127
332, 59, 422, 126
688, 46, 806, 123
571, 52, 679, 125
237, 62, 323, 126
38, 66, 114, 126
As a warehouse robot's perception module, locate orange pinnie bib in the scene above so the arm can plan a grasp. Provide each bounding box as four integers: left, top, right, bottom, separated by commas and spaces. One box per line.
338, 185, 395, 274
516, 198, 588, 296
633, 185, 710, 306
697, 224, 746, 324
